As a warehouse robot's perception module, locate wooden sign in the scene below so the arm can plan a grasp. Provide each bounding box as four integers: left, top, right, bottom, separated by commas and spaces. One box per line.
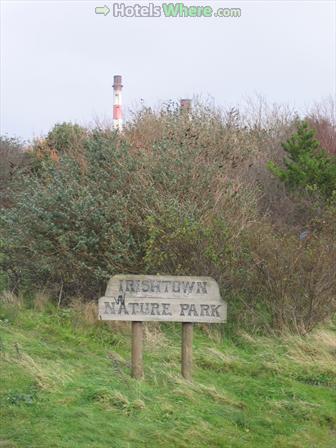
99, 275, 227, 323
98, 275, 227, 380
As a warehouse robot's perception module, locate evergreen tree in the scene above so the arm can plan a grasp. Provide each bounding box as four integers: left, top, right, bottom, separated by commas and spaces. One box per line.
268, 121, 336, 200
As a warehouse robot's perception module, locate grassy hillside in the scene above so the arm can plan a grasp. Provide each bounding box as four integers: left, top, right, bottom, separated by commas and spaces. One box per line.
1, 298, 335, 448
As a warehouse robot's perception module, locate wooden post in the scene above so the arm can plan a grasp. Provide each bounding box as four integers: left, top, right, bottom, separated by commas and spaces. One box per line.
132, 321, 144, 379
181, 322, 193, 380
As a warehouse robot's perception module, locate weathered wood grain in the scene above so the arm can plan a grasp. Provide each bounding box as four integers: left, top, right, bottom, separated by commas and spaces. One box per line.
98, 275, 227, 323
131, 321, 144, 379
182, 322, 193, 380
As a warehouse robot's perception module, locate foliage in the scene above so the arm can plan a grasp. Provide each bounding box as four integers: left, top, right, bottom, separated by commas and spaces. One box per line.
244, 221, 336, 333
0, 133, 147, 298
0, 125, 215, 297
307, 95, 336, 156
268, 121, 336, 200
0, 135, 30, 208
1, 103, 336, 333
46, 122, 87, 154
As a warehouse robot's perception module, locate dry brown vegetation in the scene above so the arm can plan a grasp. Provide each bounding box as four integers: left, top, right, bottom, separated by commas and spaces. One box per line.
1, 97, 335, 334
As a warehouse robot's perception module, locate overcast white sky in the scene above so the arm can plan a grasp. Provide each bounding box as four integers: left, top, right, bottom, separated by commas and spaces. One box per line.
0, 0, 335, 141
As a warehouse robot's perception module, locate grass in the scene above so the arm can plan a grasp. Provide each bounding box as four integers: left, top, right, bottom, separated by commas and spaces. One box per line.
0, 299, 335, 448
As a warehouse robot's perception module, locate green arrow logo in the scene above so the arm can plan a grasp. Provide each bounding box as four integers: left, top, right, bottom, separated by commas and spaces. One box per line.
95, 5, 110, 16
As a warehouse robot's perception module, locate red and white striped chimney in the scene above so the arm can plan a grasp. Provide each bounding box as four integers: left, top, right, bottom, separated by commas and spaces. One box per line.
113, 75, 123, 130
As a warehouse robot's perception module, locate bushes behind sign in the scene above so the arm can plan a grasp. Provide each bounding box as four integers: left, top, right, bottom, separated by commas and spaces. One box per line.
1, 104, 335, 334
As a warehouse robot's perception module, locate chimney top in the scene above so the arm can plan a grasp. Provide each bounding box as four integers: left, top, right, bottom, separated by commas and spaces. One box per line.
113, 75, 123, 88
180, 98, 192, 113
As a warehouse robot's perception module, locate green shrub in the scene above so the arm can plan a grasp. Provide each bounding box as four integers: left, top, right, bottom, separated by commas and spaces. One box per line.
46, 122, 87, 154
0, 135, 30, 208
0, 132, 147, 298
144, 202, 235, 276
1, 106, 335, 333
268, 121, 336, 200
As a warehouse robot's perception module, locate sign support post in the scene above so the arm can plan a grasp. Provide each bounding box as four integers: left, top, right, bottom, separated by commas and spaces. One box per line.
131, 321, 144, 379
181, 322, 193, 380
